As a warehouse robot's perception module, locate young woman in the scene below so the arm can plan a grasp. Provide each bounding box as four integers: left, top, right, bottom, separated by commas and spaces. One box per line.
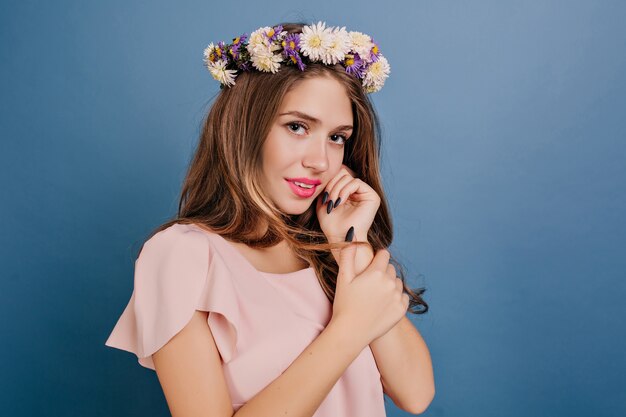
106, 21, 434, 417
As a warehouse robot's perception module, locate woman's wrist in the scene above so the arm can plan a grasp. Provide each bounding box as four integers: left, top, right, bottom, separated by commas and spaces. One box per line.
326, 228, 369, 244
328, 228, 374, 275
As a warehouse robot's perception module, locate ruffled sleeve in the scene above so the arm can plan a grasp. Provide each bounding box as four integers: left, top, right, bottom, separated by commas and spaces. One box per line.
105, 224, 240, 370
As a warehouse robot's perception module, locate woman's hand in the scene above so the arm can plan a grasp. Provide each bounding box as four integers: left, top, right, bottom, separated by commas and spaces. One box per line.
316, 164, 381, 243
330, 244, 409, 347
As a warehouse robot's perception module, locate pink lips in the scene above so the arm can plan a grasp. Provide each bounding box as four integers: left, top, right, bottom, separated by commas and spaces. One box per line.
285, 179, 318, 198
285, 177, 322, 185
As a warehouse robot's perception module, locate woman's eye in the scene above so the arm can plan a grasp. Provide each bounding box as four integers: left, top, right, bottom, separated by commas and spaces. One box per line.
330, 134, 348, 145
286, 122, 348, 146
287, 122, 307, 135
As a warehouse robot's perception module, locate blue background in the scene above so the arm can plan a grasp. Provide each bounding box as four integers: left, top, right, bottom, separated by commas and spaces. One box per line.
1, 1, 625, 416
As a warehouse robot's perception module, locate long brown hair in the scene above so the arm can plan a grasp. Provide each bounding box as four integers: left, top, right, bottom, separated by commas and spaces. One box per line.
142, 22, 428, 315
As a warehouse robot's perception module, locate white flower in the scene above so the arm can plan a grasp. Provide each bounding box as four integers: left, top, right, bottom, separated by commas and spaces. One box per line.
349, 31, 374, 62
203, 42, 225, 64
362, 55, 390, 93
299, 21, 333, 62
248, 26, 286, 52
207, 59, 237, 87
247, 25, 285, 73
321, 26, 352, 65
248, 26, 272, 53
250, 46, 282, 73
203, 42, 215, 62
268, 38, 284, 54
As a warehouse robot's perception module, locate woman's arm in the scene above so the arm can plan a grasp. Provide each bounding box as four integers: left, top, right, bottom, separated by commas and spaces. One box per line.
153, 310, 367, 417
234, 316, 365, 417
153, 310, 235, 417
370, 317, 435, 413
330, 230, 436, 414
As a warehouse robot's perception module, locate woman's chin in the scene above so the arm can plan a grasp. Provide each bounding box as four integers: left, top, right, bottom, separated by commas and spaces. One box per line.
275, 197, 316, 215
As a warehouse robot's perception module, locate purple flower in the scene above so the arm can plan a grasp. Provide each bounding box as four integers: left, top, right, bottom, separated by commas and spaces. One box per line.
368, 38, 381, 63
281, 33, 306, 71
288, 53, 306, 71
281, 33, 300, 54
266, 25, 284, 43
344, 52, 365, 78
216, 41, 229, 61
228, 33, 248, 60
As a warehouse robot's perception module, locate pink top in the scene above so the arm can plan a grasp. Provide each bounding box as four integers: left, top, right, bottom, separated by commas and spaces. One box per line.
105, 223, 386, 416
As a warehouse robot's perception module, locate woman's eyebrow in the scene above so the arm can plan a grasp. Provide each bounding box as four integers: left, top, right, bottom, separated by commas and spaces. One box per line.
278, 110, 353, 131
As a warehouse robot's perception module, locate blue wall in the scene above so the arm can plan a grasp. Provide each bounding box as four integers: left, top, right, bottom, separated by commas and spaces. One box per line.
1, 1, 625, 416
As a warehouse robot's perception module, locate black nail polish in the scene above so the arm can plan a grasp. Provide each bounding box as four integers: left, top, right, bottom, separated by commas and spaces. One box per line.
322, 191, 329, 205
326, 200, 333, 214
345, 226, 354, 242
334, 197, 341, 208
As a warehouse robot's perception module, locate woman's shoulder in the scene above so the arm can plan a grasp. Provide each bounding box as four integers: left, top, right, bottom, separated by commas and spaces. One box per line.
107, 223, 242, 369
144, 222, 217, 247
137, 222, 220, 264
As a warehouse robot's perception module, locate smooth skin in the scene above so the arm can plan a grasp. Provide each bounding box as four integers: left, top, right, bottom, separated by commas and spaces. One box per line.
259, 74, 353, 218
153, 75, 429, 416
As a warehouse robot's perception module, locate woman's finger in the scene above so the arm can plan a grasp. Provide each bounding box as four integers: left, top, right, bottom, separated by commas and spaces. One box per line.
327, 174, 355, 209
335, 178, 368, 207
323, 171, 351, 203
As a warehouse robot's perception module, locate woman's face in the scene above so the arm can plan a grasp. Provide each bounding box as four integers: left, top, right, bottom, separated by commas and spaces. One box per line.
261, 75, 353, 215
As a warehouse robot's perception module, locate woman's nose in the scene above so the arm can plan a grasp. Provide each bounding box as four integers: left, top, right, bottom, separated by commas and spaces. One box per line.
302, 138, 329, 171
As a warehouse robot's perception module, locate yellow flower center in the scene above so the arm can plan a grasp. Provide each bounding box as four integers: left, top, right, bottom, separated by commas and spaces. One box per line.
346, 57, 354, 66
267, 28, 275, 38
371, 45, 379, 54
310, 36, 321, 47
234, 37, 240, 44
289, 40, 295, 49
371, 62, 382, 75
290, 56, 297, 64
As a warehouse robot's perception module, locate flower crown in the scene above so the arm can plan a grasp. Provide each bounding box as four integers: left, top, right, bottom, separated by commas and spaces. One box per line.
203, 21, 390, 93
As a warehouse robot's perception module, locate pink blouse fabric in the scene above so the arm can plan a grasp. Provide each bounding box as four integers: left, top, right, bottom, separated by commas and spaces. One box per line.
105, 223, 386, 416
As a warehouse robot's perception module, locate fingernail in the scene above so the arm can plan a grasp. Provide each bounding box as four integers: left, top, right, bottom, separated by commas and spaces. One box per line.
322, 191, 329, 204
326, 200, 333, 214
334, 197, 341, 208
345, 226, 355, 242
